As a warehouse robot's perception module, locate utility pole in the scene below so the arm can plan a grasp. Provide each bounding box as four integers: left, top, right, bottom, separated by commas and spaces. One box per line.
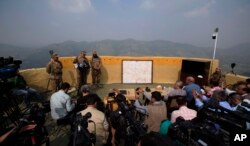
210, 27, 219, 76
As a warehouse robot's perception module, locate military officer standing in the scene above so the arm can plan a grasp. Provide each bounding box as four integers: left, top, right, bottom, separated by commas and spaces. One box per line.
46, 53, 63, 91
73, 50, 90, 93
90, 51, 102, 88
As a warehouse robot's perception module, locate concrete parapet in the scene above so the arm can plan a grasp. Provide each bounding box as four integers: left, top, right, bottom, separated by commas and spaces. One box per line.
20, 56, 219, 91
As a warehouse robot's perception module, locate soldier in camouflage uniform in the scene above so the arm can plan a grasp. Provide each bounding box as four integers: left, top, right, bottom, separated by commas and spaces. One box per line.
46, 53, 63, 91
90, 51, 102, 88
73, 51, 90, 93
210, 67, 226, 88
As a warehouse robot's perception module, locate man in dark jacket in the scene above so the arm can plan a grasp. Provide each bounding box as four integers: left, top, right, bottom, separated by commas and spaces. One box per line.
73, 50, 90, 94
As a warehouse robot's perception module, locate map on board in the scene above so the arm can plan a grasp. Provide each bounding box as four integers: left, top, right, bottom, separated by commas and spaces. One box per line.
122, 60, 152, 83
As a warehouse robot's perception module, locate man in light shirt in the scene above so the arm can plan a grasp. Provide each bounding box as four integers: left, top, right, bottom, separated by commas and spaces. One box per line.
164, 80, 186, 101
171, 96, 197, 123
80, 94, 109, 145
50, 82, 75, 120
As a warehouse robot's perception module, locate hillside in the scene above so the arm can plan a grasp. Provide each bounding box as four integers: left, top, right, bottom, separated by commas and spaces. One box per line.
24, 39, 212, 67
0, 44, 34, 59
0, 39, 249, 76
217, 43, 250, 76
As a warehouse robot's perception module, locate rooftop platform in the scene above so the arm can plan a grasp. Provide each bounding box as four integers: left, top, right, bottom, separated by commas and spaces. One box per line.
2, 56, 249, 146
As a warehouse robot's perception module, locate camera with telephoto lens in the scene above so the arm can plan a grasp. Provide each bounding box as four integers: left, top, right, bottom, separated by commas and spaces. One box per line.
71, 112, 96, 146
168, 117, 226, 146
111, 100, 147, 145
0, 56, 22, 100
181, 102, 250, 146
0, 56, 22, 80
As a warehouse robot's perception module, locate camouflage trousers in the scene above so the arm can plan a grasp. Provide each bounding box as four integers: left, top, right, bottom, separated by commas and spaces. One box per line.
50, 76, 62, 91
76, 69, 89, 90
92, 69, 101, 85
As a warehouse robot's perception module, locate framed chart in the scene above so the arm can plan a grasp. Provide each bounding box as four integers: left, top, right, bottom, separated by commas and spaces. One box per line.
122, 60, 153, 83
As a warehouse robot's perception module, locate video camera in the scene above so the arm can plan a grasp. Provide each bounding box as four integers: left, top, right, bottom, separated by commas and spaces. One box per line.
0, 57, 22, 103
168, 117, 226, 146
240, 102, 250, 110
74, 112, 91, 129
199, 102, 250, 130
168, 101, 250, 146
0, 56, 22, 80
71, 112, 96, 146
111, 99, 147, 145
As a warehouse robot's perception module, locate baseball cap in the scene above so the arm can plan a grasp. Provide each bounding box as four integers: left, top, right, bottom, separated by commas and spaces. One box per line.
80, 84, 90, 93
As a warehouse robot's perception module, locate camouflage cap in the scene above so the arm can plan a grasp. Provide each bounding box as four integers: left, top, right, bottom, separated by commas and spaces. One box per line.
52, 53, 59, 58
81, 50, 86, 54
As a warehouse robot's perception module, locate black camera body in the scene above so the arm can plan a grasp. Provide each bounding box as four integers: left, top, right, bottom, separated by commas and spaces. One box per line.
71, 112, 96, 146
75, 113, 90, 130
110, 100, 147, 145
168, 102, 250, 146
0, 56, 22, 80
168, 117, 226, 146
0, 57, 22, 102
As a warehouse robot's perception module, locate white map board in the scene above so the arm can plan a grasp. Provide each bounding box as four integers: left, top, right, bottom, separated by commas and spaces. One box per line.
122, 60, 152, 83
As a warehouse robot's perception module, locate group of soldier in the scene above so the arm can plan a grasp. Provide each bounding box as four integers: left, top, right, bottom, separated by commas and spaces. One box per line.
46, 50, 102, 93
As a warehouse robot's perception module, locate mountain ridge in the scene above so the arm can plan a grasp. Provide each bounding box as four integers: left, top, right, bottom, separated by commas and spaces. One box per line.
0, 39, 249, 76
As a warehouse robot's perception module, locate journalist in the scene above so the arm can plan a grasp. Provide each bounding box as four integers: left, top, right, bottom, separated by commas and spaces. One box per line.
183, 76, 201, 109
229, 93, 250, 130
50, 82, 75, 120
170, 96, 197, 123
109, 94, 127, 146
75, 84, 91, 112
163, 80, 186, 101
134, 91, 167, 132
80, 94, 109, 146
194, 90, 234, 110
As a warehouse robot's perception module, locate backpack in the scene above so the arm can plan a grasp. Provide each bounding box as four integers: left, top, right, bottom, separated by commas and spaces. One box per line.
159, 119, 171, 135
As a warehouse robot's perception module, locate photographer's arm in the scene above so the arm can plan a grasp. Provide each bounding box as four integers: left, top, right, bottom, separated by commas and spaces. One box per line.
66, 96, 75, 112
195, 95, 209, 107
134, 100, 148, 114
0, 128, 16, 143
192, 90, 204, 108
195, 98, 204, 108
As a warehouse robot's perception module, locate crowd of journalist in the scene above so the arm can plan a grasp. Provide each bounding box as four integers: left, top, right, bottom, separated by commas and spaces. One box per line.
1, 52, 250, 146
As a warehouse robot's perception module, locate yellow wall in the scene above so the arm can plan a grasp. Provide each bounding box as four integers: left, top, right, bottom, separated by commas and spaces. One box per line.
20, 56, 219, 91
225, 73, 249, 86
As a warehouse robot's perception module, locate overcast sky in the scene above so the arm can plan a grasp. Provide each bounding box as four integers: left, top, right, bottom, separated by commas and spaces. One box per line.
0, 0, 249, 48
